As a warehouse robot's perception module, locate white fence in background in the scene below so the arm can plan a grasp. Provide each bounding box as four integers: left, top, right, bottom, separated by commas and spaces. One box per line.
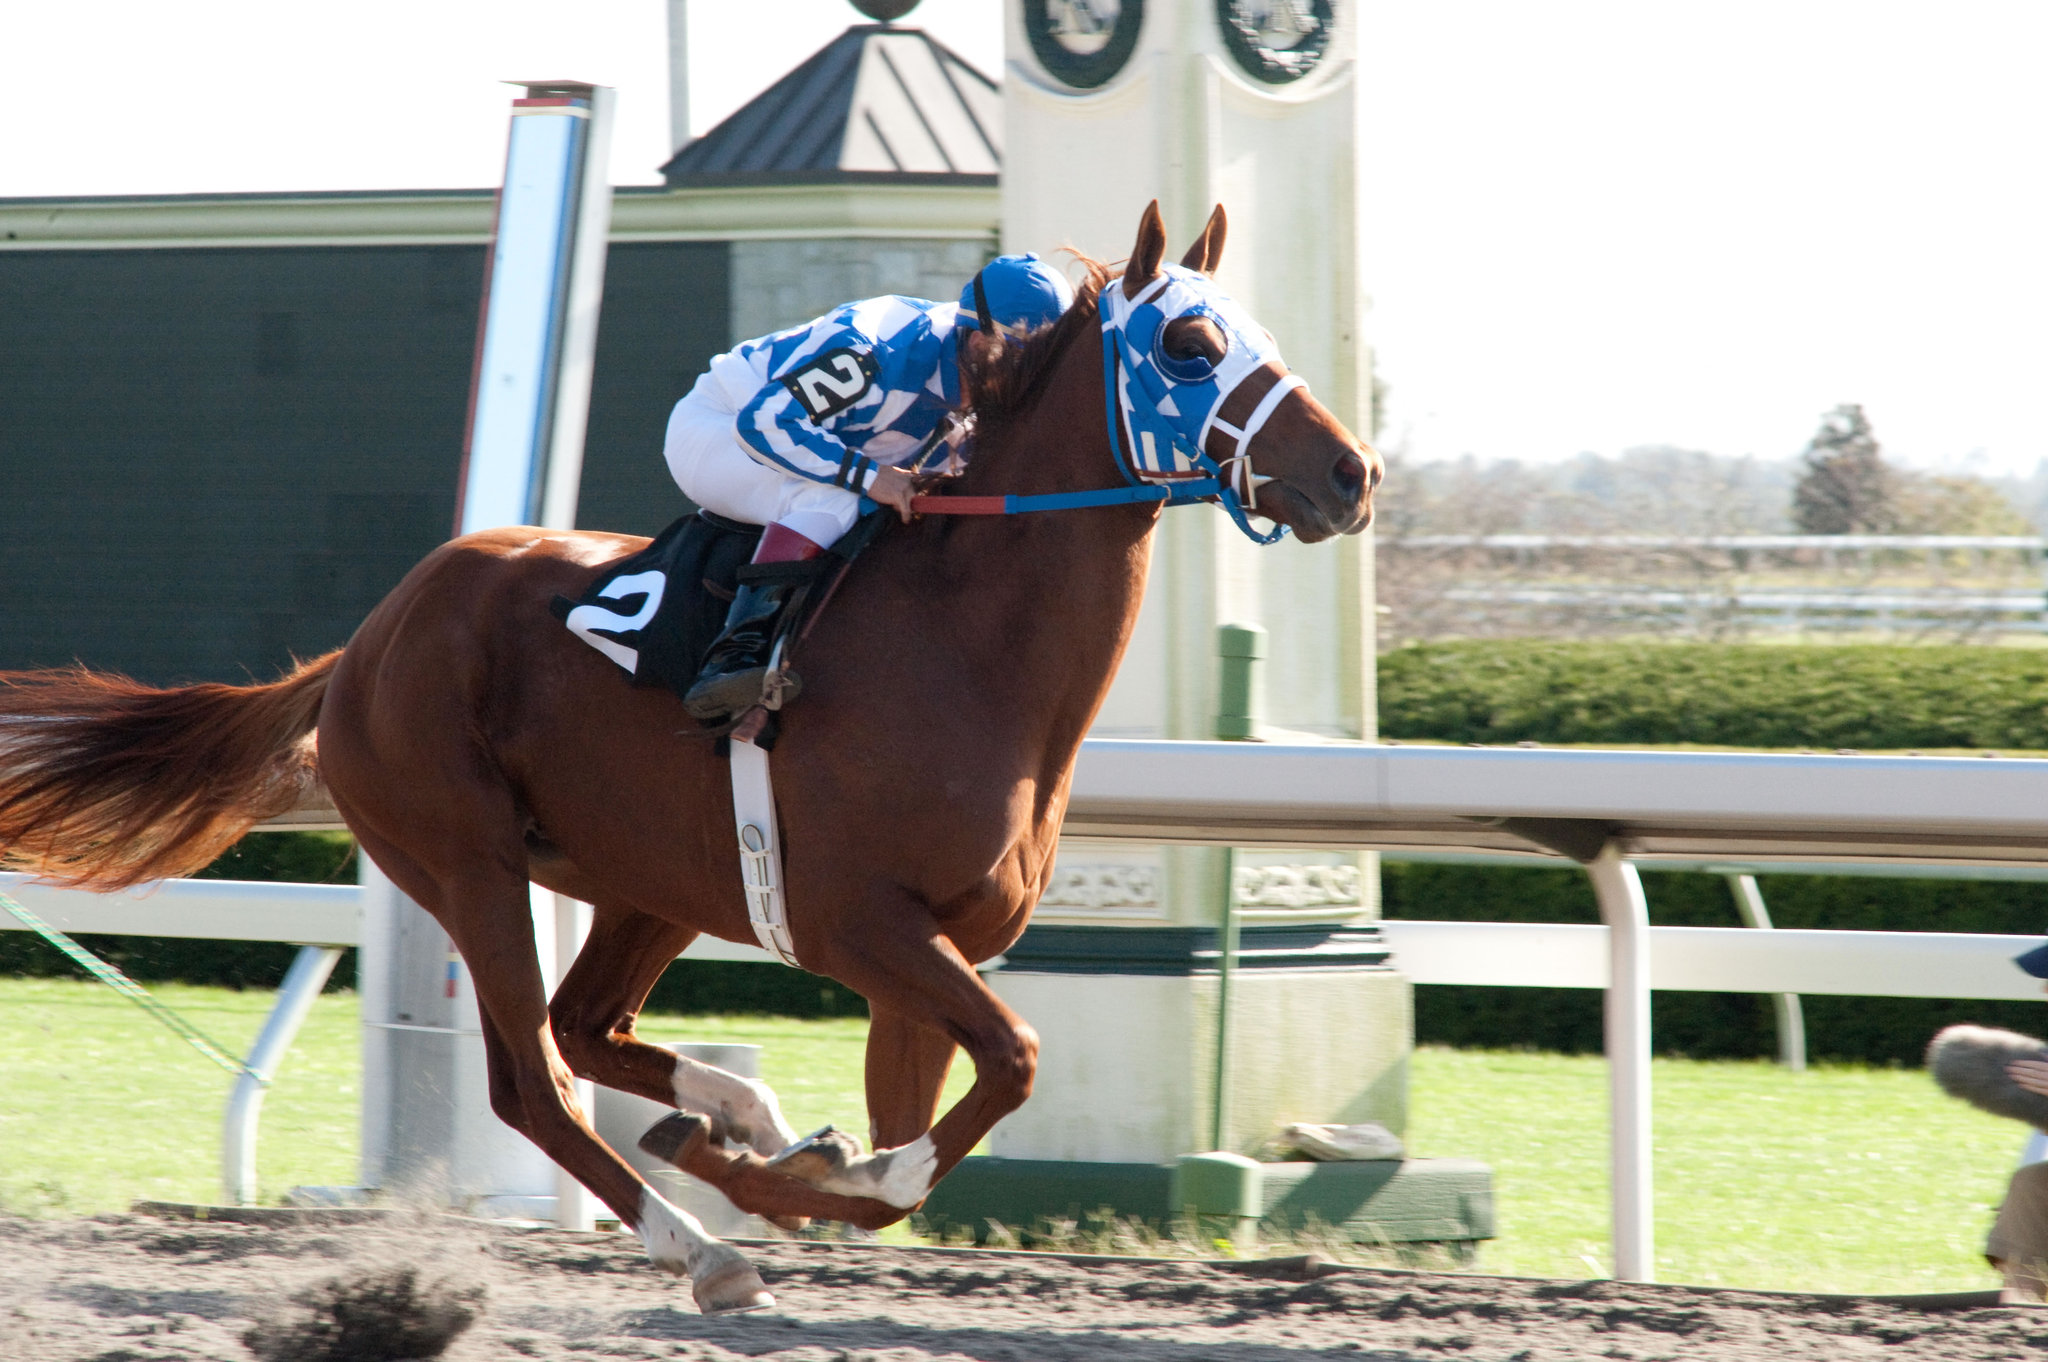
13, 740, 2048, 1282
1381, 533, 2048, 635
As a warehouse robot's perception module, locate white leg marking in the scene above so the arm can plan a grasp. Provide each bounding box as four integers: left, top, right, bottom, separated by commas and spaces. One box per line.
636, 1187, 774, 1315
813, 1133, 940, 1210
635, 1187, 720, 1277
670, 1057, 798, 1158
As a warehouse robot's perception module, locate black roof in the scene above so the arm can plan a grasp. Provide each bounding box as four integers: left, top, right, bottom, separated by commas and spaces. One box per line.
661, 24, 1000, 186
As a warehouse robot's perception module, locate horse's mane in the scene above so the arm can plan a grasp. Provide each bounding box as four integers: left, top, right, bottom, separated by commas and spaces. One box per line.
960, 251, 1115, 431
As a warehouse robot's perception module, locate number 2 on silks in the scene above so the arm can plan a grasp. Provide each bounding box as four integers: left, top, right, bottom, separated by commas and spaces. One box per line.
782, 348, 879, 421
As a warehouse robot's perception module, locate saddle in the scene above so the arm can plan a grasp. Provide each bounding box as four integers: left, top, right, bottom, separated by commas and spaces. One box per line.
550, 510, 883, 739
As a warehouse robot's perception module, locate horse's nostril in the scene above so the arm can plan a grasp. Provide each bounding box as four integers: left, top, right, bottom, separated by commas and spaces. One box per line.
1331, 451, 1367, 501
1367, 457, 1383, 492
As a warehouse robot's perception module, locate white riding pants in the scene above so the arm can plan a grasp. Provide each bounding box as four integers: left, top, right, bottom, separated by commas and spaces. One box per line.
663, 372, 860, 549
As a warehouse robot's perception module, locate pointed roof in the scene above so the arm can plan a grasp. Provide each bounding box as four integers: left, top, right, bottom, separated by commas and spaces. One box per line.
661, 24, 1000, 187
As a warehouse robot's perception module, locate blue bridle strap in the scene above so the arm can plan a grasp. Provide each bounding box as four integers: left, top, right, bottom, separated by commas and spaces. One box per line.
992, 481, 1217, 513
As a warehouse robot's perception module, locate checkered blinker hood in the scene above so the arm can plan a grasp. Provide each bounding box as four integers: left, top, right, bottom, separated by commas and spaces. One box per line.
1100, 264, 1308, 544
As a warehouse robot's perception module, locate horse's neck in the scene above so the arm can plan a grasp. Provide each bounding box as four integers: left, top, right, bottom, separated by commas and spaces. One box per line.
926, 318, 1160, 743
954, 326, 1120, 503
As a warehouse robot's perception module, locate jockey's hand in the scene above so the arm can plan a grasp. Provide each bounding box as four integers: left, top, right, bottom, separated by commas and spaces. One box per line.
868, 466, 918, 523
2010, 1059, 2048, 1098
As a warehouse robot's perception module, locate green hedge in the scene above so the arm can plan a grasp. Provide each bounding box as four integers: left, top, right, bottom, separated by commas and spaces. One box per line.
0, 832, 359, 991
1383, 862, 2048, 1066
1379, 639, 2048, 750
645, 959, 868, 1018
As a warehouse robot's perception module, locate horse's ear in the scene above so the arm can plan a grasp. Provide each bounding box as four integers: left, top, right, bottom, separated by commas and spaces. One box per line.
1123, 200, 1168, 300
1179, 204, 1227, 274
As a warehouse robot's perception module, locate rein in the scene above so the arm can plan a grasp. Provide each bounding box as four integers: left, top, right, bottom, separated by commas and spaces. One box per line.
906, 483, 1185, 517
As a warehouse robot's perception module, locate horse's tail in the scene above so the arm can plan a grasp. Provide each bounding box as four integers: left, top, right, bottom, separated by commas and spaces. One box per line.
0, 651, 341, 891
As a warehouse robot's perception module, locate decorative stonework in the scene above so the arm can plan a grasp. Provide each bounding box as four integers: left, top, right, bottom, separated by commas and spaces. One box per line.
1233, 862, 1362, 909
1038, 862, 1162, 913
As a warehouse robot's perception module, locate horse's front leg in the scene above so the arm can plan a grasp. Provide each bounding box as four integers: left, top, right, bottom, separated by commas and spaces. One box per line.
752, 1005, 960, 1214
864, 1005, 958, 1150
767, 891, 1036, 1221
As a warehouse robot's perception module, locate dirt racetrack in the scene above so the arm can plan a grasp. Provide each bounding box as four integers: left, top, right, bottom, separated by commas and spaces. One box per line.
4, 1210, 2047, 1361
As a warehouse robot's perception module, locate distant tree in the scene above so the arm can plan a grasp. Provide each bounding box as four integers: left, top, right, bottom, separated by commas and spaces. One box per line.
1891, 474, 2035, 535
1792, 404, 1895, 533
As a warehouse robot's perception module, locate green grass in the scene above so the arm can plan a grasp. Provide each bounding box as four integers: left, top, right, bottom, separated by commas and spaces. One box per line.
0, 979, 2024, 1293
1404, 1046, 2017, 1293
0, 976, 359, 1214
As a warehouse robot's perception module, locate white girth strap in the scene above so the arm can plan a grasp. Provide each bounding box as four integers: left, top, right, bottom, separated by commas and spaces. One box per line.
729, 734, 801, 967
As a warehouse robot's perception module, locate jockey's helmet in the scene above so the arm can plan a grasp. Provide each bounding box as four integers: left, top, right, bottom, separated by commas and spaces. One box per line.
961, 253, 1074, 337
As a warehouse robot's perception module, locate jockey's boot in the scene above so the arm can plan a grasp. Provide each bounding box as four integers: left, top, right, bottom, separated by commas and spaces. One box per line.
683, 524, 826, 720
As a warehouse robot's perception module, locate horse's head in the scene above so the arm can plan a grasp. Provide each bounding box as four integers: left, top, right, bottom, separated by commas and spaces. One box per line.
1107, 201, 1381, 543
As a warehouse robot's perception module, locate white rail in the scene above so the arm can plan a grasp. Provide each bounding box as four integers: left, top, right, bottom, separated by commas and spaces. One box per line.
1381, 920, 2043, 999
0, 874, 359, 946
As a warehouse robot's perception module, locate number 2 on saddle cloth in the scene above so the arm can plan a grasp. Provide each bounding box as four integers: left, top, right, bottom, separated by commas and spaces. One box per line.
550, 506, 887, 747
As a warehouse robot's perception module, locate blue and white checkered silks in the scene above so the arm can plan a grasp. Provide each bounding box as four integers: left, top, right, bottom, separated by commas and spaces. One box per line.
1099, 263, 1311, 545
723, 294, 970, 497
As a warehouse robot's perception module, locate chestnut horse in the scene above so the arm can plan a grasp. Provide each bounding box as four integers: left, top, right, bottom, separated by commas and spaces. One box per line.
0, 204, 1378, 1312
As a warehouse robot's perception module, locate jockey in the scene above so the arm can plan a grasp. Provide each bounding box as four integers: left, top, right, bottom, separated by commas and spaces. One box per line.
667, 252, 1075, 719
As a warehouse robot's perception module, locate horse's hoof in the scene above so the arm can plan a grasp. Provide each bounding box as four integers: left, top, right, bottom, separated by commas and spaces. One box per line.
640, 1111, 711, 1168
764, 1125, 861, 1186
692, 1253, 775, 1316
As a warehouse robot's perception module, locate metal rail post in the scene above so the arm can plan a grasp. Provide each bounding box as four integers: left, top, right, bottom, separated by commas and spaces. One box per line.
1208, 624, 1263, 1151
223, 944, 345, 1205
1211, 846, 1239, 1152
1586, 844, 1653, 1281
1725, 873, 1806, 1072
549, 891, 597, 1230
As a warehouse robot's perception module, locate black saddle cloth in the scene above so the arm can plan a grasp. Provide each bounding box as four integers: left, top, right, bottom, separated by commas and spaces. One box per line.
551, 509, 883, 705
550, 511, 764, 701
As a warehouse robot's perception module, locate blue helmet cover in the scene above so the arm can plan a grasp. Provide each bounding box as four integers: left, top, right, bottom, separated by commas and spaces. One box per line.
961, 252, 1076, 335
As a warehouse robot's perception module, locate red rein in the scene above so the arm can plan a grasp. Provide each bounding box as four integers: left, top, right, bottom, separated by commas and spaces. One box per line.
907, 495, 1009, 516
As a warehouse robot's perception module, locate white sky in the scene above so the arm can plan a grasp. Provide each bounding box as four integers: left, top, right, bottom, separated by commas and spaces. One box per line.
5, 1, 2044, 475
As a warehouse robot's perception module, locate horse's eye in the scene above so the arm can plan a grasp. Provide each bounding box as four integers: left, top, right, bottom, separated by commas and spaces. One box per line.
1154, 316, 1228, 382
1167, 322, 1225, 363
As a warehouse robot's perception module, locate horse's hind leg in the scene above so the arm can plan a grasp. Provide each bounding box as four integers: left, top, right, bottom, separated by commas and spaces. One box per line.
549, 904, 800, 1158
354, 832, 771, 1313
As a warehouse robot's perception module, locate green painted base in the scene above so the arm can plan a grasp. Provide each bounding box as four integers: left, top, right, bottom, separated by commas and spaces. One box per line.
919, 1156, 1494, 1246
